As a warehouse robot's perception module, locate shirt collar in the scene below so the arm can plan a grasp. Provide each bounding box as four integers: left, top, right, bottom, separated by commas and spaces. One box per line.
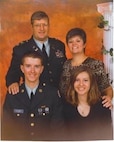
33, 37, 49, 50
25, 84, 38, 99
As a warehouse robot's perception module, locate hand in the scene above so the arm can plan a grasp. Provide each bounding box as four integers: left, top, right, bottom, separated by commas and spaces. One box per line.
102, 95, 113, 110
8, 83, 19, 95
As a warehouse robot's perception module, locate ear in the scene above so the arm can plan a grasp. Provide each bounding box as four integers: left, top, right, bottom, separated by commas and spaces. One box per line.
84, 43, 86, 48
40, 65, 44, 74
20, 65, 24, 73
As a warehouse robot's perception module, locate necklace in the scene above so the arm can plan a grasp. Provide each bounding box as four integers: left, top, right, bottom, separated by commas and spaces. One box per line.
77, 105, 90, 117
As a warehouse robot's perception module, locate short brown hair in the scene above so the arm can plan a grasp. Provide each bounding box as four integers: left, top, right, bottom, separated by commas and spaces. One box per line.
21, 51, 44, 66
31, 11, 49, 25
66, 27, 86, 44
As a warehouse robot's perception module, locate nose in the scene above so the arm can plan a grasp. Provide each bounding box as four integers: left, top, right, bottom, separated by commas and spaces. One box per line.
72, 41, 77, 46
31, 67, 35, 73
79, 80, 84, 86
40, 24, 44, 30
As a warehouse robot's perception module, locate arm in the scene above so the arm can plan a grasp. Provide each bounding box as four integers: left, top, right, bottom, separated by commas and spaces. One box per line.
102, 86, 113, 109
59, 60, 71, 96
6, 46, 24, 94
8, 82, 19, 94
95, 61, 113, 109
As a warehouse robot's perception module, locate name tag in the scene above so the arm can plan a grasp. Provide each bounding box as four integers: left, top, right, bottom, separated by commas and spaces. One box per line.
13, 109, 24, 114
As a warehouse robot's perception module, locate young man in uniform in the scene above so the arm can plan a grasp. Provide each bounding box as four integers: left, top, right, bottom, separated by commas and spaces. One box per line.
2, 52, 64, 141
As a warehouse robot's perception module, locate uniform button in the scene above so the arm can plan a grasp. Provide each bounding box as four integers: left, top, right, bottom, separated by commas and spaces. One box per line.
30, 113, 34, 117
43, 83, 46, 86
49, 71, 52, 74
16, 114, 20, 117
31, 123, 35, 126
47, 63, 50, 66
30, 132, 34, 136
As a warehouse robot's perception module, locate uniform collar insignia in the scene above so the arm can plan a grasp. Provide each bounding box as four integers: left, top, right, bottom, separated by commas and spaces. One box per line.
33, 46, 38, 51
39, 89, 42, 93
21, 89, 24, 93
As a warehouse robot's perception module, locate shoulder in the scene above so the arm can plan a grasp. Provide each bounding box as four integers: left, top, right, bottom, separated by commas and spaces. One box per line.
13, 37, 33, 50
43, 83, 63, 98
64, 59, 71, 66
5, 84, 25, 100
62, 59, 71, 69
15, 40, 29, 48
10, 84, 25, 96
92, 99, 111, 114
84, 57, 104, 68
86, 57, 103, 63
86, 57, 103, 65
49, 37, 65, 47
49, 37, 64, 43
39, 82, 58, 93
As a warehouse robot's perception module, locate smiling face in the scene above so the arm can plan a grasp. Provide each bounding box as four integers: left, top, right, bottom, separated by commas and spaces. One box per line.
32, 18, 49, 42
67, 35, 86, 54
74, 71, 90, 97
21, 57, 44, 86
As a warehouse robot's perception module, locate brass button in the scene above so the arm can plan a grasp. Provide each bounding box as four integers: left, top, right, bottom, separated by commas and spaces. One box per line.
43, 113, 45, 116
31, 123, 35, 126
30, 113, 34, 117
16, 114, 20, 117
49, 71, 52, 74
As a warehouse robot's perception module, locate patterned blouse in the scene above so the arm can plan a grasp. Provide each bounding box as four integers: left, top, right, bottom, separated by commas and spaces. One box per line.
59, 57, 110, 96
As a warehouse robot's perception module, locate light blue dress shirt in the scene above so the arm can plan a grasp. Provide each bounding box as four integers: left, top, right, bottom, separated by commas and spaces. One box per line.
33, 38, 50, 56
25, 84, 38, 99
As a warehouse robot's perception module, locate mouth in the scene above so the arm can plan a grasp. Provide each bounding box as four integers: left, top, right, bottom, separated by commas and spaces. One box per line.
78, 87, 85, 91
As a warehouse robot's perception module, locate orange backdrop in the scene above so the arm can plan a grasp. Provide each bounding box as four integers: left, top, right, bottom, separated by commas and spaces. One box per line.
0, 0, 112, 107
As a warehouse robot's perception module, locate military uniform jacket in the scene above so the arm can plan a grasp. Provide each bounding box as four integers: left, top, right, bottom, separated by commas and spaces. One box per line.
6, 36, 66, 88
2, 82, 64, 141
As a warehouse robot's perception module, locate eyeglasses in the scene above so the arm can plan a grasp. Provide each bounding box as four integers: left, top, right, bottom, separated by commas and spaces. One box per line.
33, 23, 49, 28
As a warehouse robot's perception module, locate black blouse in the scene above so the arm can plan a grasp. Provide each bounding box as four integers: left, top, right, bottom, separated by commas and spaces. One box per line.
63, 99, 113, 141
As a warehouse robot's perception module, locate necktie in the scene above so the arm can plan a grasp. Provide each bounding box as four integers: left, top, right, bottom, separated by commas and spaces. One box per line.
30, 91, 34, 102
42, 44, 48, 60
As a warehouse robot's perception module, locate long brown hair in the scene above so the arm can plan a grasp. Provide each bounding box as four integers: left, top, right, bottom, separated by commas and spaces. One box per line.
66, 66, 101, 106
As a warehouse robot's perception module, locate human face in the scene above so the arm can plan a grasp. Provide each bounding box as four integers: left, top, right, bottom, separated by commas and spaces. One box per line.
21, 57, 44, 85
74, 71, 90, 97
68, 36, 86, 54
32, 19, 49, 42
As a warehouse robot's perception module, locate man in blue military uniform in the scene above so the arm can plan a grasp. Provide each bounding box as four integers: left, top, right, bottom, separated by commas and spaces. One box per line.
2, 52, 64, 141
6, 11, 66, 95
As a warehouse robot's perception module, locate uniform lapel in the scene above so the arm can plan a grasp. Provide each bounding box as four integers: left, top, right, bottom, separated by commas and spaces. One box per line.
30, 83, 46, 108
18, 84, 31, 107
48, 39, 56, 60
29, 36, 42, 53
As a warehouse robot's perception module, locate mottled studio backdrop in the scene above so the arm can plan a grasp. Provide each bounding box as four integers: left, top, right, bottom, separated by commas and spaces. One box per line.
0, 0, 112, 107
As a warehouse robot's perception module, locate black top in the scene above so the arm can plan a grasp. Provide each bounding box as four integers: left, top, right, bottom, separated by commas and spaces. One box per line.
6, 36, 66, 88
62, 98, 113, 141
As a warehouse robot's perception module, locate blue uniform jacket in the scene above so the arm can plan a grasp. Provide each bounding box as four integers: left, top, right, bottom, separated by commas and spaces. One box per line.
2, 82, 65, 141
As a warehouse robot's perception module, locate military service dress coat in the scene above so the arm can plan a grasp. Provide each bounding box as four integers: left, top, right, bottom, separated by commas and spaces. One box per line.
2, 82, 64, 141
6, 36, 67, 88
